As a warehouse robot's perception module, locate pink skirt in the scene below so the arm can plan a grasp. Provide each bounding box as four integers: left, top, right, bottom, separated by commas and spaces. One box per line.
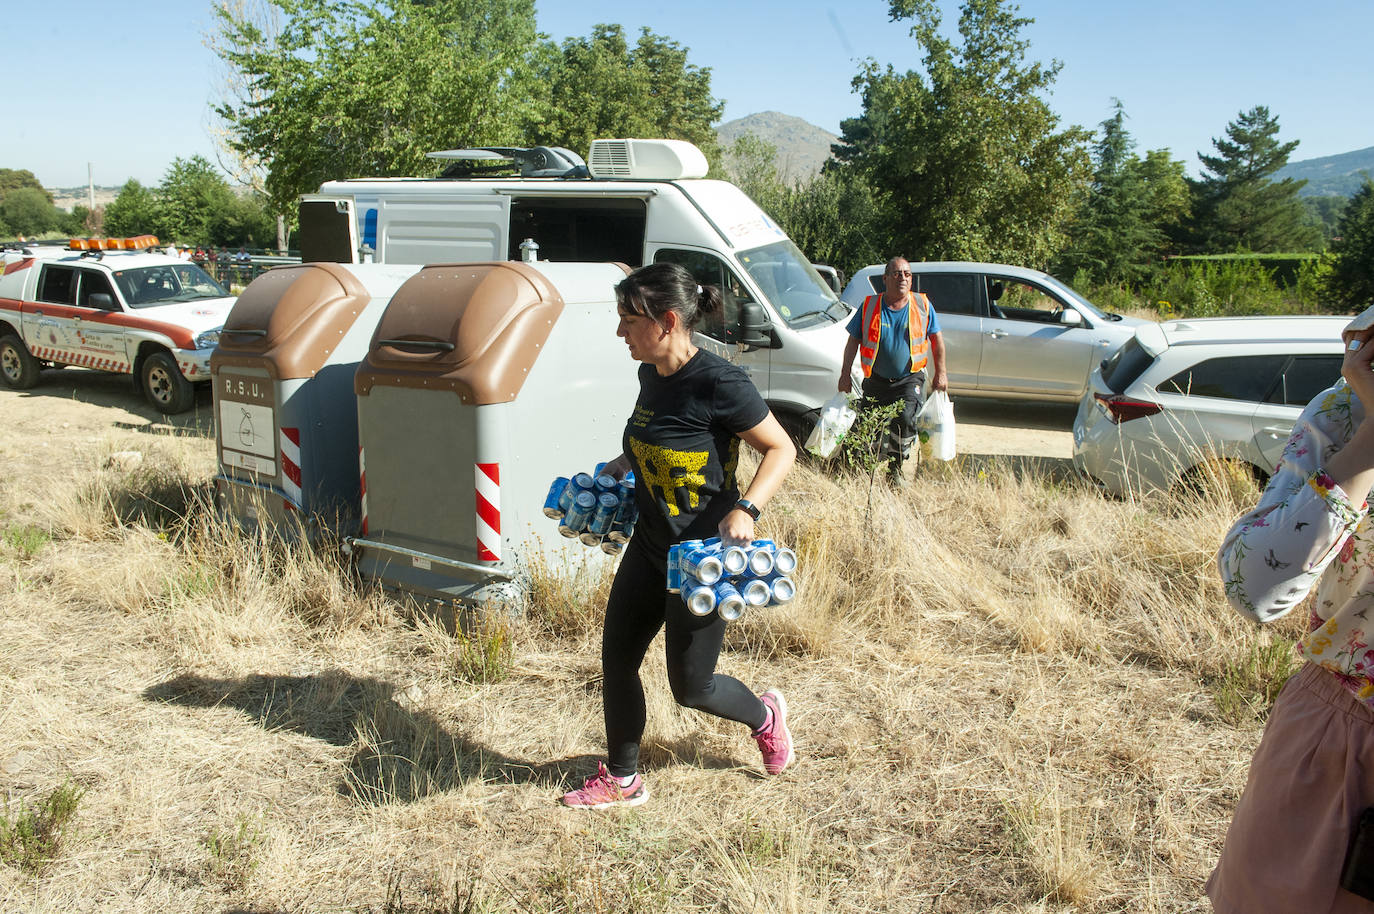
1208, 663, 1374, 913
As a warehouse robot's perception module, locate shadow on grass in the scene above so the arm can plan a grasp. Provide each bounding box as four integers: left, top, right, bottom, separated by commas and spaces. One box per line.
143, 670, 600, 804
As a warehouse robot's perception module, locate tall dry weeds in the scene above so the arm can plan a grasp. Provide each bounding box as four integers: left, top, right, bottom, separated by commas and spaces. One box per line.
0, 425, 1294, 912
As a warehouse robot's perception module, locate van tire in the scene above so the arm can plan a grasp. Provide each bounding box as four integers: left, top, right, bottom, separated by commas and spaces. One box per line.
0, 334, 40, 390
141, 351, 195, 414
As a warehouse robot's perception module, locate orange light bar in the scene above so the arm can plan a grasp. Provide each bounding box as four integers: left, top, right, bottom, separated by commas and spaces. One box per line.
67, 235, 161, 251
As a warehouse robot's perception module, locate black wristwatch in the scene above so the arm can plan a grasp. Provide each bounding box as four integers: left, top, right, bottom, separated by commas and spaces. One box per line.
735, 498, 761, 521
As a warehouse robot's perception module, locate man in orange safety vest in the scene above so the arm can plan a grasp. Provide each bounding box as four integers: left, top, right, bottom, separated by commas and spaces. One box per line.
839, 256, 948, 485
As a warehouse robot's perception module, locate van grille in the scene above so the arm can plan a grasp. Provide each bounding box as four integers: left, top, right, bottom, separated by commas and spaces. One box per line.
589, 141, 632, 177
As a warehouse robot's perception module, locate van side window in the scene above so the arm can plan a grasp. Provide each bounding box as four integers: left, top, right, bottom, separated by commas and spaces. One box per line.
652, 249, 753, 344
78, 271, 119, 310
37, 266, 77, 305
1161, 355, 1288, 402
989, 278, 1066, 322
508, 198, 646, 265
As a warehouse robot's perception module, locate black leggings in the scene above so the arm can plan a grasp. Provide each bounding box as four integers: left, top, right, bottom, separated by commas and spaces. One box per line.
602, 538, 768, 777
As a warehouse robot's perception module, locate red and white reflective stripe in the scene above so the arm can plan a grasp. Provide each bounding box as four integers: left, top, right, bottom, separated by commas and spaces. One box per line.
358, 446, 368, 534
475, 462, 500, 563
280, 427, 302, 508
29, 345, 128, 373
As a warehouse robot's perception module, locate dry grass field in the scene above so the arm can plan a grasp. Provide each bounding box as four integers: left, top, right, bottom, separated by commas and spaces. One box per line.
0, 375, 1304, 913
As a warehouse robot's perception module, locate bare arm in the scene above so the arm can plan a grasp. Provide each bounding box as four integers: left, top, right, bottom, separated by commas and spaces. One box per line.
839, 335, 859, 394
928, 331, 948, 392
719, 413, 797, 545
1326, 326, 1374, 504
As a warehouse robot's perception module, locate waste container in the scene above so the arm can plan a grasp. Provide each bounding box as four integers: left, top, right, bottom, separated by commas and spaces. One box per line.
210, 262, 422, 536
347, 260, 634, 605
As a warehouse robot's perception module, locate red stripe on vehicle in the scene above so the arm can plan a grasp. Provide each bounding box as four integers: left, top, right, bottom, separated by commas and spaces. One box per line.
282, 427, 300, 447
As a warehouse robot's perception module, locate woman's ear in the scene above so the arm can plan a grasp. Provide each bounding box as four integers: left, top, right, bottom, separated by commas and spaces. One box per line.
659, 308, 679, 336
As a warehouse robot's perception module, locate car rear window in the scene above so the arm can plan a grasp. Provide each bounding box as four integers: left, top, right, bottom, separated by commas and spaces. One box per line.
1269, 355, 1343, 406
1100, 337, 1155, 393
1160, 355, 1287, 402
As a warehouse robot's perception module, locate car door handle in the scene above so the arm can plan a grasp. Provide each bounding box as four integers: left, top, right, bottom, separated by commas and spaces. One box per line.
1259, 425, 1291, 439
986, 329, 1008, 339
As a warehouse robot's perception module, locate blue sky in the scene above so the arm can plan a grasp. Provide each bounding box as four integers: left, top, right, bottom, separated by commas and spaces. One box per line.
3, 0, 1371, 190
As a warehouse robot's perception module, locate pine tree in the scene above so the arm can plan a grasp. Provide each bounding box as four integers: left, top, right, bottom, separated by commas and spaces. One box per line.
1191, 106, 1320, 252
1326, 180, 1374, 309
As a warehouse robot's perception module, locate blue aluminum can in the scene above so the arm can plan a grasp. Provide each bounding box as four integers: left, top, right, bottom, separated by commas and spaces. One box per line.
685, 582, 717, 616
767, 574, 796, 604
746, 540, 776, 576
680, 543, 724, 585
607, 496, 638, 544
715, 580, 745, 621
773, 546, 798, 576
720, 544, 749, 577
601, 538, 623, 555
587, 492, 620, 536
559, 489, 597, 537
742, 578, 772, 607
571, 472, 596, 494
667, 540, 699, 593
543, 477, 571, 519
593, 461, 608, 477
579, 530, 603, 546
595, 473, 619, 494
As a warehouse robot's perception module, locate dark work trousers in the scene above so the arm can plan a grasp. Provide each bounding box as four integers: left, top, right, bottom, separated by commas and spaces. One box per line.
602, 536, 768, 777
859, 370, 926, 468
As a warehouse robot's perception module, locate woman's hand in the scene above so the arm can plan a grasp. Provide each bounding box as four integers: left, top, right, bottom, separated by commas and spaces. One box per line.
1342, 325, 1374, 410
718, 507, 755, 546
602, 454, 632, 480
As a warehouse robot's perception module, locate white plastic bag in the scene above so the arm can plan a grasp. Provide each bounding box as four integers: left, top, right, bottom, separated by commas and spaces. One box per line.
805, 393, 857, 458
916, 390, 956, 461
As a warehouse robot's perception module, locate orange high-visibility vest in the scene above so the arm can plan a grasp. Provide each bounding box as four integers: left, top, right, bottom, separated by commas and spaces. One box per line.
858, 291, 931, 378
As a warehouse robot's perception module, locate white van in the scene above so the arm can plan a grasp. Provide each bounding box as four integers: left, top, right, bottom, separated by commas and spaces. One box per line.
300, 139, 852, 441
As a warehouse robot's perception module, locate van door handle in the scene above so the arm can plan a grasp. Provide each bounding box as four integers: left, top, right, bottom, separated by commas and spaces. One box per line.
1259, 425, 1291, 439
986, 329, 1007, 340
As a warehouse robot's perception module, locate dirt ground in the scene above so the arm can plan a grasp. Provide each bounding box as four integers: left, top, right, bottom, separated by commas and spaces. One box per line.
0, 368, 1077, 469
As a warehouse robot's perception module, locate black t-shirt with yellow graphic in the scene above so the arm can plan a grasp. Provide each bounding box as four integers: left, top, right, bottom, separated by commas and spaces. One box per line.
624, 349, 770, 556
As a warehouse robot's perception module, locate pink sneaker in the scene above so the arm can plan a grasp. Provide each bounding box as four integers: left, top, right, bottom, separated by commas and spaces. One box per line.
560, 762, 649, 809
753, 689, 795, 774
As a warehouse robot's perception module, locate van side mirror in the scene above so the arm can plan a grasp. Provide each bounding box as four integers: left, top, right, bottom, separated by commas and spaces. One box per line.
1059, 307, 1083, 327
738, 301, 779, 349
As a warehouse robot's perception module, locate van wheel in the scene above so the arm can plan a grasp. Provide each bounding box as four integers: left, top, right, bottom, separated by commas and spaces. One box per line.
0, 334, 40, 390
141, 351, 195, 414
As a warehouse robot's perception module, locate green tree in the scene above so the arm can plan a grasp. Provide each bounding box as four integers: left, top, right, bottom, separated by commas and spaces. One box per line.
0, 187, 60, 237
1326, 180, 1374, 309
157, 155, 237, 246
211, 0, 542, 213
1191, 105, 1320, 252
531, 25, 723, 163
1059, 102, 1189, 284
833, 0, 1089, 266
103, 180, 161, 237
0, 169, 51, 204
217, 190, 278, 248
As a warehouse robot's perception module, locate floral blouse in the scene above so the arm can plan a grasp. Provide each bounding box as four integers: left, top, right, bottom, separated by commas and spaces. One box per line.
1218, 380, 1373, 704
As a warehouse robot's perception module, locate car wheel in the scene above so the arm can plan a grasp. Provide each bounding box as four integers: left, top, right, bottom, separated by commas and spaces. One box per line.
0, 333, 40, 390
1175, 458, 1264, 502
141, 351, 196, 414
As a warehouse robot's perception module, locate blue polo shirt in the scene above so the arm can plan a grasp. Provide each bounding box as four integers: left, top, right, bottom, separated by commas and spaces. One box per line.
846, 295, 941, 380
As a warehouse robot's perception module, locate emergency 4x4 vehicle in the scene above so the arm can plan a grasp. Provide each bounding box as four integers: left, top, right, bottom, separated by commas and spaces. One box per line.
0, 235, 234, 413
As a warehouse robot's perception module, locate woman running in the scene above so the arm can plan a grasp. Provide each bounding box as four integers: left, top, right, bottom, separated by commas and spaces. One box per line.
561, 262, 798, 809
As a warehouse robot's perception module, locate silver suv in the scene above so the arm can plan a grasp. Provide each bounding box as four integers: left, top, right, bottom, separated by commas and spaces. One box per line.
1072, 316, 1349, 496
840, 262, 1145, 402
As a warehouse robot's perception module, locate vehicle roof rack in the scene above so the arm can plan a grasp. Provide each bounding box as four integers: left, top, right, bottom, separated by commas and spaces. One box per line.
426, 146, 588, 179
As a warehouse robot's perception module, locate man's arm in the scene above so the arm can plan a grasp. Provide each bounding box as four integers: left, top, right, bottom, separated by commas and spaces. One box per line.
839, 335, 859, 393
928, 331, 948, 392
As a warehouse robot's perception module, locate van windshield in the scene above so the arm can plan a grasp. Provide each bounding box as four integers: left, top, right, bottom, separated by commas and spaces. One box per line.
738, 240, 842, 328
113, 264, 229, 309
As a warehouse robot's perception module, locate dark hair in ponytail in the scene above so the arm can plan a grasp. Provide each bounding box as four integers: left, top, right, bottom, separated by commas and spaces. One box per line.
616, 262, 722, 332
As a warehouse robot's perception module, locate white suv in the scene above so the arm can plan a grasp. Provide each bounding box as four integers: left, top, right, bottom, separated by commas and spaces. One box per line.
1072, 316, 1349, 496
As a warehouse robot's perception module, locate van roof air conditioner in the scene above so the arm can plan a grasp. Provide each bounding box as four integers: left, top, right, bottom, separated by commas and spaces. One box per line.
587, 139, 709, 180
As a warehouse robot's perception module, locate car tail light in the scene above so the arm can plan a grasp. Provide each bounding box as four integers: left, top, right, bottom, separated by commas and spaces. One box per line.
1094, 393, 1162, 424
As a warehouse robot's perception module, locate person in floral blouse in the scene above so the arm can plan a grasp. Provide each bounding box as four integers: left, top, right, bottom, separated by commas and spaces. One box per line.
1208, 306, 1374, 913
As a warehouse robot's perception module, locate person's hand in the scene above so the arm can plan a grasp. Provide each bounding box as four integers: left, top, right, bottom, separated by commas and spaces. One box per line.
931, 371, 949, 393
718, 507, 755, 546
1342, 326, 1374, 410
602, 454, 632, 480
838, 373, 852, 394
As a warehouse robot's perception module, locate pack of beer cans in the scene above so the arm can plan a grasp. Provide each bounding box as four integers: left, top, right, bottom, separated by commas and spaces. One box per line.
542, 467, 637, 554
667, 536, 798, 621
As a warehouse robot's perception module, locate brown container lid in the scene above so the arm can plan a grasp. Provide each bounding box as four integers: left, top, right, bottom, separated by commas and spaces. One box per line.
355, 262, 566, 405
210, 263, 371, 380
